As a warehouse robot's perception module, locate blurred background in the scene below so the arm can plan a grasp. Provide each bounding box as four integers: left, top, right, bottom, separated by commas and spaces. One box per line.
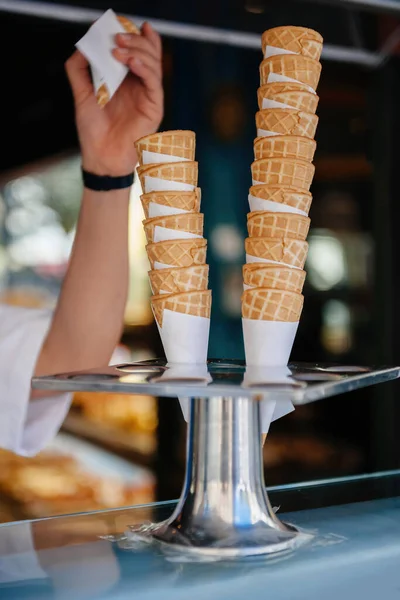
0, 0, 400, 523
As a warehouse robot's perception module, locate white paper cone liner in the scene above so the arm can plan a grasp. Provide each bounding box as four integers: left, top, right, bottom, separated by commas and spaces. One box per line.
243, 283, 252, 291
153, 260, 175, 270
259, 400, 277, 434
153, 226, 201, 243
261, 98, 293, 110
144, 176, 195, 193
266, 72, 316, 94
242, 318, 299, 366
164, 363, 211, 381
271, 399, 294, 421
248, 194, 307, 216
90, 65, 104, 94
142, 150, 190, 165
246, 254, 300, 269
148, 203, 189, 218
156, 309, 210, 364
159, 289, 169, 294
261, 399, 294, 434
257, 129, 280, 138
168, 363, 211, 425
76, 9, 128, 100
244, 365, 293, 385
264, 45, 297, 59
179, 397, 190, 422
252, 179, 264, 186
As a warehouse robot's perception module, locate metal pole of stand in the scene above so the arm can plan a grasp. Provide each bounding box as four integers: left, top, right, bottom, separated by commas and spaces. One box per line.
153, 396, 312, 558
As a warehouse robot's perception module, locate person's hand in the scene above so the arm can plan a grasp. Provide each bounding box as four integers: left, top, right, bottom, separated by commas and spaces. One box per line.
65, 22, 163, 176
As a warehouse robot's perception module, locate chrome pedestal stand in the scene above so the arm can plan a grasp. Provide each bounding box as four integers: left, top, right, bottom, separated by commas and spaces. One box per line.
151, 396, 310, 558
33, 360, 400, 559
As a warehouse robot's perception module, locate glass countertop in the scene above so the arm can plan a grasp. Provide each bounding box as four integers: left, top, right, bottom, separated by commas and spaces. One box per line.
1, 470, 400, 599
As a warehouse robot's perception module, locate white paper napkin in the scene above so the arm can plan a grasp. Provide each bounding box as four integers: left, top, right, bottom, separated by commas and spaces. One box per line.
76, 9, 130, 102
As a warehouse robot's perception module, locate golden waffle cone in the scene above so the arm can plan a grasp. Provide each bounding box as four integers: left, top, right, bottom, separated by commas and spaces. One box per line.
243, 264, 306, 293
262, 26, 323, 61
117, 15, 140, 34
152, 290, 212, 327
135, 130, 196, 165
251, 158, 315, 191
96, 16, 139, 107
137, 161, 198, 190
247, 212, 310, 240
146, 238, 207, 269
249, 185, 312, 214
260, 55, 322, 92
242, 288, 304, 322
256, 108, 318, 140
141, 189, 201, 218
257, 83, 319, 113
254, 135, 316, 162
149, 265, 209, 295
245, 237, 308, 269
143, 213, 204, 243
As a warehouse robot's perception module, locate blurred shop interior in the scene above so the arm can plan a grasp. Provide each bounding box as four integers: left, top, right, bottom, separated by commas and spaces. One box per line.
1, 0, 400, 523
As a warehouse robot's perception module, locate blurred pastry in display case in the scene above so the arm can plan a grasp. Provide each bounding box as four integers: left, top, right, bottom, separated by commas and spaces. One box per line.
68, 392, 158, 456
73, 392, 157, 435
0, 434, 155, 522
263, 434, 361, 473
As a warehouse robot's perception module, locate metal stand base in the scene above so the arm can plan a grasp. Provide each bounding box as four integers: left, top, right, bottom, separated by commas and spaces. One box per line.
149, 397, 312, 559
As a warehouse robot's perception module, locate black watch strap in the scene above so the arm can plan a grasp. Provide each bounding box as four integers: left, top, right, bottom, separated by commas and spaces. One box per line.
82, 169, 134, 191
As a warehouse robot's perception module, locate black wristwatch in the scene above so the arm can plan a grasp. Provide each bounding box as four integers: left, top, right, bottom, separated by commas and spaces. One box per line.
82, 169, 134, 191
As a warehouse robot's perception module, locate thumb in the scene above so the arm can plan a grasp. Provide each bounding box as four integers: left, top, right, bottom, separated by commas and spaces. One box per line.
65, 50, 96, 107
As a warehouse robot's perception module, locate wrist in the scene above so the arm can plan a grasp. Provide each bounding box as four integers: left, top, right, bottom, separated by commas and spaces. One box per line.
81, 151, 138, 177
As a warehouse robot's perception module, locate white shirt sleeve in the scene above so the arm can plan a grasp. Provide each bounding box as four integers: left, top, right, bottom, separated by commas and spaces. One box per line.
0, 305, 72, 457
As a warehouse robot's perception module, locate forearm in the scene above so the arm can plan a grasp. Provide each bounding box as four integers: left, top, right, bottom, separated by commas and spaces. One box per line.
35, 186, 130, 376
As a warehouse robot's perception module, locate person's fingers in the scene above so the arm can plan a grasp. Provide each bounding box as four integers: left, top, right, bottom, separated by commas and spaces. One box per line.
113, 47, 162, 78
115, 31, 159, 62
128, 57, 163, 95
141, 22, 162, 58
65, 50, 95, 105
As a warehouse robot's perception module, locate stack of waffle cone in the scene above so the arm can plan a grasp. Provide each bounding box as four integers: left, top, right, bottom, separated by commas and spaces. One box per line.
242, 25, 323, 368
135, 130, 211, 364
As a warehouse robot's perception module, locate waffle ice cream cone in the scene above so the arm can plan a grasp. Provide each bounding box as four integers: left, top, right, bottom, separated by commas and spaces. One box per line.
260, 55, 321, 92
249, 185, 312, 215
257, 83, 319, 113
135, 130, 196, 166
143, 213, 204, 243
254, 135, 316, 162
138, 161, 198, 193
152, 290, 212, 327
247, 212, 310, 240
96, 15, 139, 107
146, 238, 207, 269
141, 190, 201, 218
251, 158, 315, 191
242, 288, 304, 322
245, 237, 308, 269
149, 265, 209, 295
117, 15, 140, 34
256, 108, 318, 140
243, 264, 306, 293
262, 26, 323, 61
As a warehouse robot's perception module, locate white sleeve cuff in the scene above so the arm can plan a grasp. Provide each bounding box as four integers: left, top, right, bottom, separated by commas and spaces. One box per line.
0, 305, 72, 457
